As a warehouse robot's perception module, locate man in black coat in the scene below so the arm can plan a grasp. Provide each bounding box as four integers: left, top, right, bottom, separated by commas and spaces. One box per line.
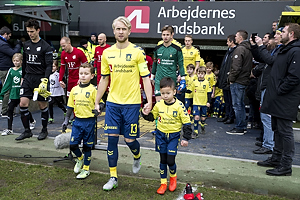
217, 35, 236, 124
0, 26, 22, 116
258, 23, 300, 176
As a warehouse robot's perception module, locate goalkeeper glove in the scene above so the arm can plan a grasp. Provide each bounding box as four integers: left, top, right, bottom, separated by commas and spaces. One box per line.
38, 78, 49, 94
177, 79, 186, 92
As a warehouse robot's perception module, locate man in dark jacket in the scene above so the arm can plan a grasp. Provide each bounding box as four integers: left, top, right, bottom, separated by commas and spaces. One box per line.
0, 26, 22, 117
258, 23, 300, 176
226, 30, 253, 135
217, 35, 236, 124
251, 29, 283, 155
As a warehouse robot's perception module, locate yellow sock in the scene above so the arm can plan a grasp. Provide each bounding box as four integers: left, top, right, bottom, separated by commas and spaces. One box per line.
161, 178, 167, 185
110, 167, 117, 178
133, 153, 141, 159
83, 165, 89, 171
78, 154, 84, 160
170, 173, 177, 178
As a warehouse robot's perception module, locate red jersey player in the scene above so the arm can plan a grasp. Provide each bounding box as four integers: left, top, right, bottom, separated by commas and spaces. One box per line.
59, 37, 87, 95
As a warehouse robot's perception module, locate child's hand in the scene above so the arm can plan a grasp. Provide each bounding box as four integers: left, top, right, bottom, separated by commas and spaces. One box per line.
181, 140, 188, 147
60, 81, 66, 89
206, 102, 210, 108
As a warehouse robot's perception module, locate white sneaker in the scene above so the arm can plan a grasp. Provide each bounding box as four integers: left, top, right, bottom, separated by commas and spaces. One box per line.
76, 170, 90, 179
103, 177, 118, 191
132, 157, 141, 174
74, 159, 84, 173
30, 120, 36, 130
2, 129, 13, 136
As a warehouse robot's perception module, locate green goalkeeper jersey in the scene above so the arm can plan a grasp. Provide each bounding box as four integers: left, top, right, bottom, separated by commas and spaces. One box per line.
152, 43, 185, 85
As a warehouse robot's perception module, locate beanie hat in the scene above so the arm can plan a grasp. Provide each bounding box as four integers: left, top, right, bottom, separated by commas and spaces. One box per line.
91, 32, 97, 37
80, 39, 87, 46
276, 27, 284, 33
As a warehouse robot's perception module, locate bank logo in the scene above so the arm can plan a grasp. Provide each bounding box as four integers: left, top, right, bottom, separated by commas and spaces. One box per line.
125, 6, 150, 33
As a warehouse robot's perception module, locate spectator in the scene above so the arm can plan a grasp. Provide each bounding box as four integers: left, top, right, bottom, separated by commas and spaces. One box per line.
0, 26, 22, 117
271, 20, 278, 37
217, 35, 236, 124
258, 23, 300, 176
250, 29, 283, 154
226, 30, 253, 135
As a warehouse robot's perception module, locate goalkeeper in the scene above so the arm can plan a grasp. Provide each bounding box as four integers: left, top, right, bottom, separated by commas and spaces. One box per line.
16, 18, 53, 141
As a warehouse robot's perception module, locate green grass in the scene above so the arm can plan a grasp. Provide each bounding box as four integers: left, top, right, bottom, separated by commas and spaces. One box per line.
293, 121, 300, 129
0, 159, 292, 200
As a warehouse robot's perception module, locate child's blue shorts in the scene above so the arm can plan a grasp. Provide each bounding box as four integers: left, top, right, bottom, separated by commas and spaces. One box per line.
155, 129, 180, 156
70, 117, 95, 147
193, 105, 207, 118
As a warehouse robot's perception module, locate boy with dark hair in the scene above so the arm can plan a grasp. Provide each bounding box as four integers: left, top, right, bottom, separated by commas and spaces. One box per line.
16, 18, 53, 141
191, 66, 211, 137
141, 77, 192, 195
62, 63, 98, 179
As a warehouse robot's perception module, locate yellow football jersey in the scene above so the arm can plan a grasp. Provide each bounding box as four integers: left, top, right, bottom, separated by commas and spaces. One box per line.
101, 43, 150, 105
151, 98, 191, 133
185, 74, 197, 99
191, 79, 212, 106
182, 46, 204, 71
215, 87, 223, 97
67, 84, 97, 118
205, 72, 216, 88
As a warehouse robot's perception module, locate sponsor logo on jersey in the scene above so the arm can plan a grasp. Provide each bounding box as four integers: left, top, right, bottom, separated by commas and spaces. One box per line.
126, 54, 132, 61
125, 6, 150, 33
108, 56, 115, 59
104, 124, 117, 130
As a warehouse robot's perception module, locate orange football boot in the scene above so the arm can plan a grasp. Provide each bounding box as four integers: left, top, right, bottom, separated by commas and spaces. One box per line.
157, 184, 167, 195
169, 176, 177, 192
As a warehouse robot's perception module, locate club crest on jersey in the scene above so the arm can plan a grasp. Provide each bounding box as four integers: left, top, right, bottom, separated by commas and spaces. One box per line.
13, 76, 20, 84
36, 47, 41, 51
170, 54, 172, 57
173, 111, 178, 117
126, 54, 132, 61
85, 92, 90, 98
203, 85, 206, 89
190, 52, 193, 55
72, 55, 76, 59
26, 47, 30, 50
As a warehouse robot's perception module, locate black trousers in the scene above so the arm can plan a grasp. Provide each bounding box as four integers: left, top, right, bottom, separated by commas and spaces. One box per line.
7, 99, 20, 130
223, 88, 235, 120
271, 116, 294, 168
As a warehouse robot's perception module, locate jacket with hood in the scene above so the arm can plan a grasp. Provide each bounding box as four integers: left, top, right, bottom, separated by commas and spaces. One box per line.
77, 45, 92, 63
217, 46, 236, 90
87, 40, 98, 58
0, 36, 21, 71
228, 40, 253, 86
260, 39, 300, 121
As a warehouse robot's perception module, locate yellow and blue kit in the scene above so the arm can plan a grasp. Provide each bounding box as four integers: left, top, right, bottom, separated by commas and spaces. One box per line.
182, 46, 205, 72
101, 42, 150, 136
185, 75, 197, 110
142, 98, 192, 155
67, 82, 97, 146
204, 72, 216, 90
